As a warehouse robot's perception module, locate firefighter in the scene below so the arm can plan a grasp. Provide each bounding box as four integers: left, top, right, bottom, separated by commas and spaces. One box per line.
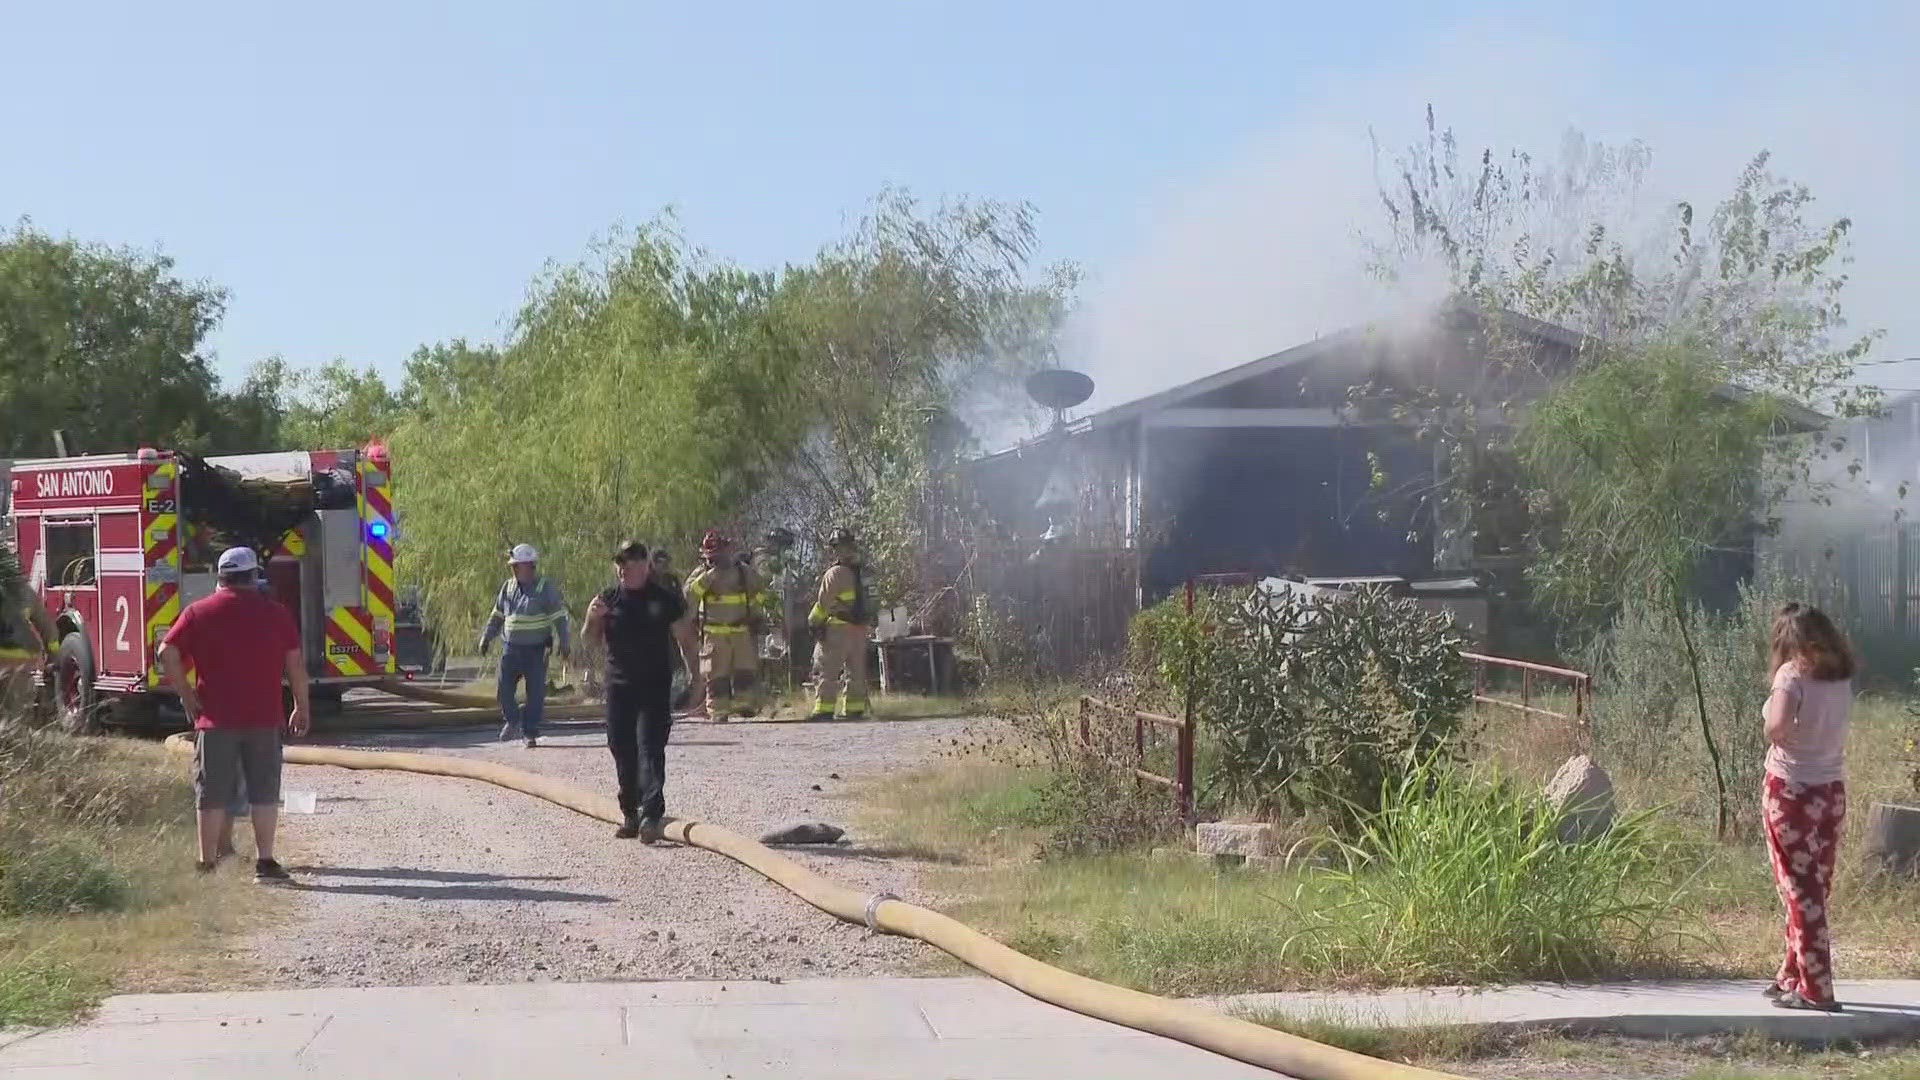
806, 527, 872, 721
683, 530, 766, 722
0, 541, 56, 673
752, 527, 801, 688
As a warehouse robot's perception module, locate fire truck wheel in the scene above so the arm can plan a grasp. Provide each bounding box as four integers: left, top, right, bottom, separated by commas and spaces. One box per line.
55, 633, 100, 736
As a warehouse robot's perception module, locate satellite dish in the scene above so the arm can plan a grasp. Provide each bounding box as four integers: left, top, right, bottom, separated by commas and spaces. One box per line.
1025, 369, 1095, 430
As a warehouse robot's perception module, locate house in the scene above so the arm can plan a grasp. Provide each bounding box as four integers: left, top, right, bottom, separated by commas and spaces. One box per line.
1761, 391, 1920, 680
966, 304, 1825, 633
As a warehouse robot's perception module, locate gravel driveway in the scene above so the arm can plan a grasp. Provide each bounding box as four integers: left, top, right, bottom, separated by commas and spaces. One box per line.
211, 713, 977, 990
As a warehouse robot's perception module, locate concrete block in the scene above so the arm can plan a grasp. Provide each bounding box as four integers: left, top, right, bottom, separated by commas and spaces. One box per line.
1192, 821, 1274, 857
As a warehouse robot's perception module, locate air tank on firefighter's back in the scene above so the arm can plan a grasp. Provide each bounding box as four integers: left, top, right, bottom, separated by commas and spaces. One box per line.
1025, 369, 1095, 431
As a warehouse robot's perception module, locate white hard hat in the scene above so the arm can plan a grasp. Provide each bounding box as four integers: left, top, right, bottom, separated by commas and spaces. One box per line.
508, 543, 538, 565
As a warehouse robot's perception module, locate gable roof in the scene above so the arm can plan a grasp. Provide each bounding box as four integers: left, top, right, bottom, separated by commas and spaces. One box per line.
975, 308, 1827, 462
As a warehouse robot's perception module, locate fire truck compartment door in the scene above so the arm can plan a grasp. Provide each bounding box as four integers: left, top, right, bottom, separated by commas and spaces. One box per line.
316, 509, 363, 610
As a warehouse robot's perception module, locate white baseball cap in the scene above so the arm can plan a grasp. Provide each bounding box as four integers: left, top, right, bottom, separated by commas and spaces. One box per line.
508, 543, 539, 565
217, 547, 259, 574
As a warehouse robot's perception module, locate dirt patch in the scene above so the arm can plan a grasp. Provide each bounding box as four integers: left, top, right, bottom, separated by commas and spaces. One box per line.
215, 714, 978, 989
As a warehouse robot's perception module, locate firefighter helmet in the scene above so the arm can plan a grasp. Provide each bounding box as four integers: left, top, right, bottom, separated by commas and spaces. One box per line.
699, 529, 732, 556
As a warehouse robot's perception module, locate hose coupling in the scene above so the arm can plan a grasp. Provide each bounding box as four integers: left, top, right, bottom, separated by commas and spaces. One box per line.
862, 891, 900, 933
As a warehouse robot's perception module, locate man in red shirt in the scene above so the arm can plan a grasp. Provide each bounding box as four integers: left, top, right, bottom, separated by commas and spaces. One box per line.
157, 547, 310, 883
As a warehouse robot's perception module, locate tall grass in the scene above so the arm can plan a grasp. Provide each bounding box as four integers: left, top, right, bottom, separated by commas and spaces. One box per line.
0, 722, 266, 1024
1275, 761, 1696, 984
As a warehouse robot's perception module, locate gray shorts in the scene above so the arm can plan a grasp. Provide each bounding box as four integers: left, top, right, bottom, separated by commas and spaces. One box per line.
194, 728, 282, 811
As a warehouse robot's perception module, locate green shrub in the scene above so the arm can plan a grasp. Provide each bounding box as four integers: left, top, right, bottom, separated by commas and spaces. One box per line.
1277, 760, 1692, 984
0, 842, 129, 916
1130, 584, 1472, 827
1906, 669, 1920, 797
1586, 570, 1804, 831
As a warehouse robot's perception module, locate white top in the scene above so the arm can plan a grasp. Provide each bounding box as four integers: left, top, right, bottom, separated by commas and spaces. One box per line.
1763, 660, 1851, 786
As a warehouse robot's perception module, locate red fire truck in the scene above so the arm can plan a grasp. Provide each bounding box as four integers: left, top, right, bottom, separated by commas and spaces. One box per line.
5, 444, 399, 731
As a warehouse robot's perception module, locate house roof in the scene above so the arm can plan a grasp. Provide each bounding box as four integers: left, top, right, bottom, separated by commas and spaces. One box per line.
974, 308, 1828, 463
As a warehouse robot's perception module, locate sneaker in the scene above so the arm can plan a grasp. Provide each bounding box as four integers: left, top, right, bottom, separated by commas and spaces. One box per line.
1762, 983, 1787, 1001
525, 736, 538, 749
499, 722, 518, 741
615, 814, 641, 840
253, 858, 292, 885
638, 818, 664, 845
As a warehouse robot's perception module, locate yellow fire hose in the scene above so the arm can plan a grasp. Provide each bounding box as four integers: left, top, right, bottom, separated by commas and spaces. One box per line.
162, 733, 1462, 1080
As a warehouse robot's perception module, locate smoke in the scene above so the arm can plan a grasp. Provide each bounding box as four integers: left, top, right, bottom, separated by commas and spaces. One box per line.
1060, 17, 1920, 418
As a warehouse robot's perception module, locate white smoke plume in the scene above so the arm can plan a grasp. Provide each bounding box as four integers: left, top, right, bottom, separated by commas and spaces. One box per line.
1058, 18, 1919, 419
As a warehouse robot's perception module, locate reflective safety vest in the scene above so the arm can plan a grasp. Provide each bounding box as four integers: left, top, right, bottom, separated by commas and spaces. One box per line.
483, 575, 570, 651
686, 563, 764, 634
0, 544, 54, 661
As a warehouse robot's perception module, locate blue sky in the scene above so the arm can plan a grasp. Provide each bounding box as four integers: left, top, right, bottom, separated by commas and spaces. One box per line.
4, 1, 1914, 408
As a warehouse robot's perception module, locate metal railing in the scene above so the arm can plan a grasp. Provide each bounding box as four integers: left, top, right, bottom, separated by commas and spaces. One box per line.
1463, 651, 1591, 726
1076, 696, 1194, 819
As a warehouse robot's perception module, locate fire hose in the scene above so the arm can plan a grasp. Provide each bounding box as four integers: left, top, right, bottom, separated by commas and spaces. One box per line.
160, 734, 1463, 1080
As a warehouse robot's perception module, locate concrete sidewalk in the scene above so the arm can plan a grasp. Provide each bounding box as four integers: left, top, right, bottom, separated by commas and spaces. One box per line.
0, 977, 1285, 1080
4, 977, 1917, 1079
1207, 978, 1920, 1043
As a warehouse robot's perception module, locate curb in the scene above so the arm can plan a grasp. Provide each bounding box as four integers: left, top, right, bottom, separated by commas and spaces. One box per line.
1200, 981, 1920, 1046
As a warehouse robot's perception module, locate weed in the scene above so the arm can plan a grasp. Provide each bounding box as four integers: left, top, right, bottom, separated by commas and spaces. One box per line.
0, 843, 128, 916
1276, 760, 1697, 985
0, 950, 103, 1028
0, 722, 266, 1025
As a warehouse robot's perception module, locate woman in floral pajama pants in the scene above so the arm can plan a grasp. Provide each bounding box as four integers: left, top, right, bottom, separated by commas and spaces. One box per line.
1759, 603, 1854, 1013
1762, 774, 1845, 1006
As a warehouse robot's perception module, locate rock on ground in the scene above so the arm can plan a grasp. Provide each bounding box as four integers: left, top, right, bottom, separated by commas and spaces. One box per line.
186, 714, 978, 991
761, 822, 847, 845
1193, 821, 1275, 857
1545, 754, 1616, 842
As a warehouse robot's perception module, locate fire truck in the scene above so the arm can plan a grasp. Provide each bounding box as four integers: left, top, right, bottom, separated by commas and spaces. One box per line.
4, 444, 399, 731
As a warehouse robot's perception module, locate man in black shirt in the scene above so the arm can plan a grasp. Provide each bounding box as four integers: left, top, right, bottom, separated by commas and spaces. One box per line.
583, 541, 687, 842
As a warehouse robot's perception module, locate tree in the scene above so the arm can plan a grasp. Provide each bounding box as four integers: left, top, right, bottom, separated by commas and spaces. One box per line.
1520, 334, 1793, 835
758, 192, 1073, 602
1368, 109, 1878, 414
387, 195, 1072, 647
0, 221, 235, 456
390, 220, 785, 645
1356, 108, 1880, 592
281, 358, 411, 448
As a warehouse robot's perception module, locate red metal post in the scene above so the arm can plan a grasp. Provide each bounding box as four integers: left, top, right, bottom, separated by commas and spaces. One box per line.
1180, 578, 1197, 820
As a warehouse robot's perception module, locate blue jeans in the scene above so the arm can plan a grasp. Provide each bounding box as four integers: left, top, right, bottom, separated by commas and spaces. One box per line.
497, 643, 549, 737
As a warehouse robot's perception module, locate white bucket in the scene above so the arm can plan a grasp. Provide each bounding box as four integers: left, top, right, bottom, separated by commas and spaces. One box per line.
282, 791, 319, 814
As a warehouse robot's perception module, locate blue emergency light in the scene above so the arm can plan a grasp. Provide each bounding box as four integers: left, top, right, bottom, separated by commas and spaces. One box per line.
369, 521, 390, 540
